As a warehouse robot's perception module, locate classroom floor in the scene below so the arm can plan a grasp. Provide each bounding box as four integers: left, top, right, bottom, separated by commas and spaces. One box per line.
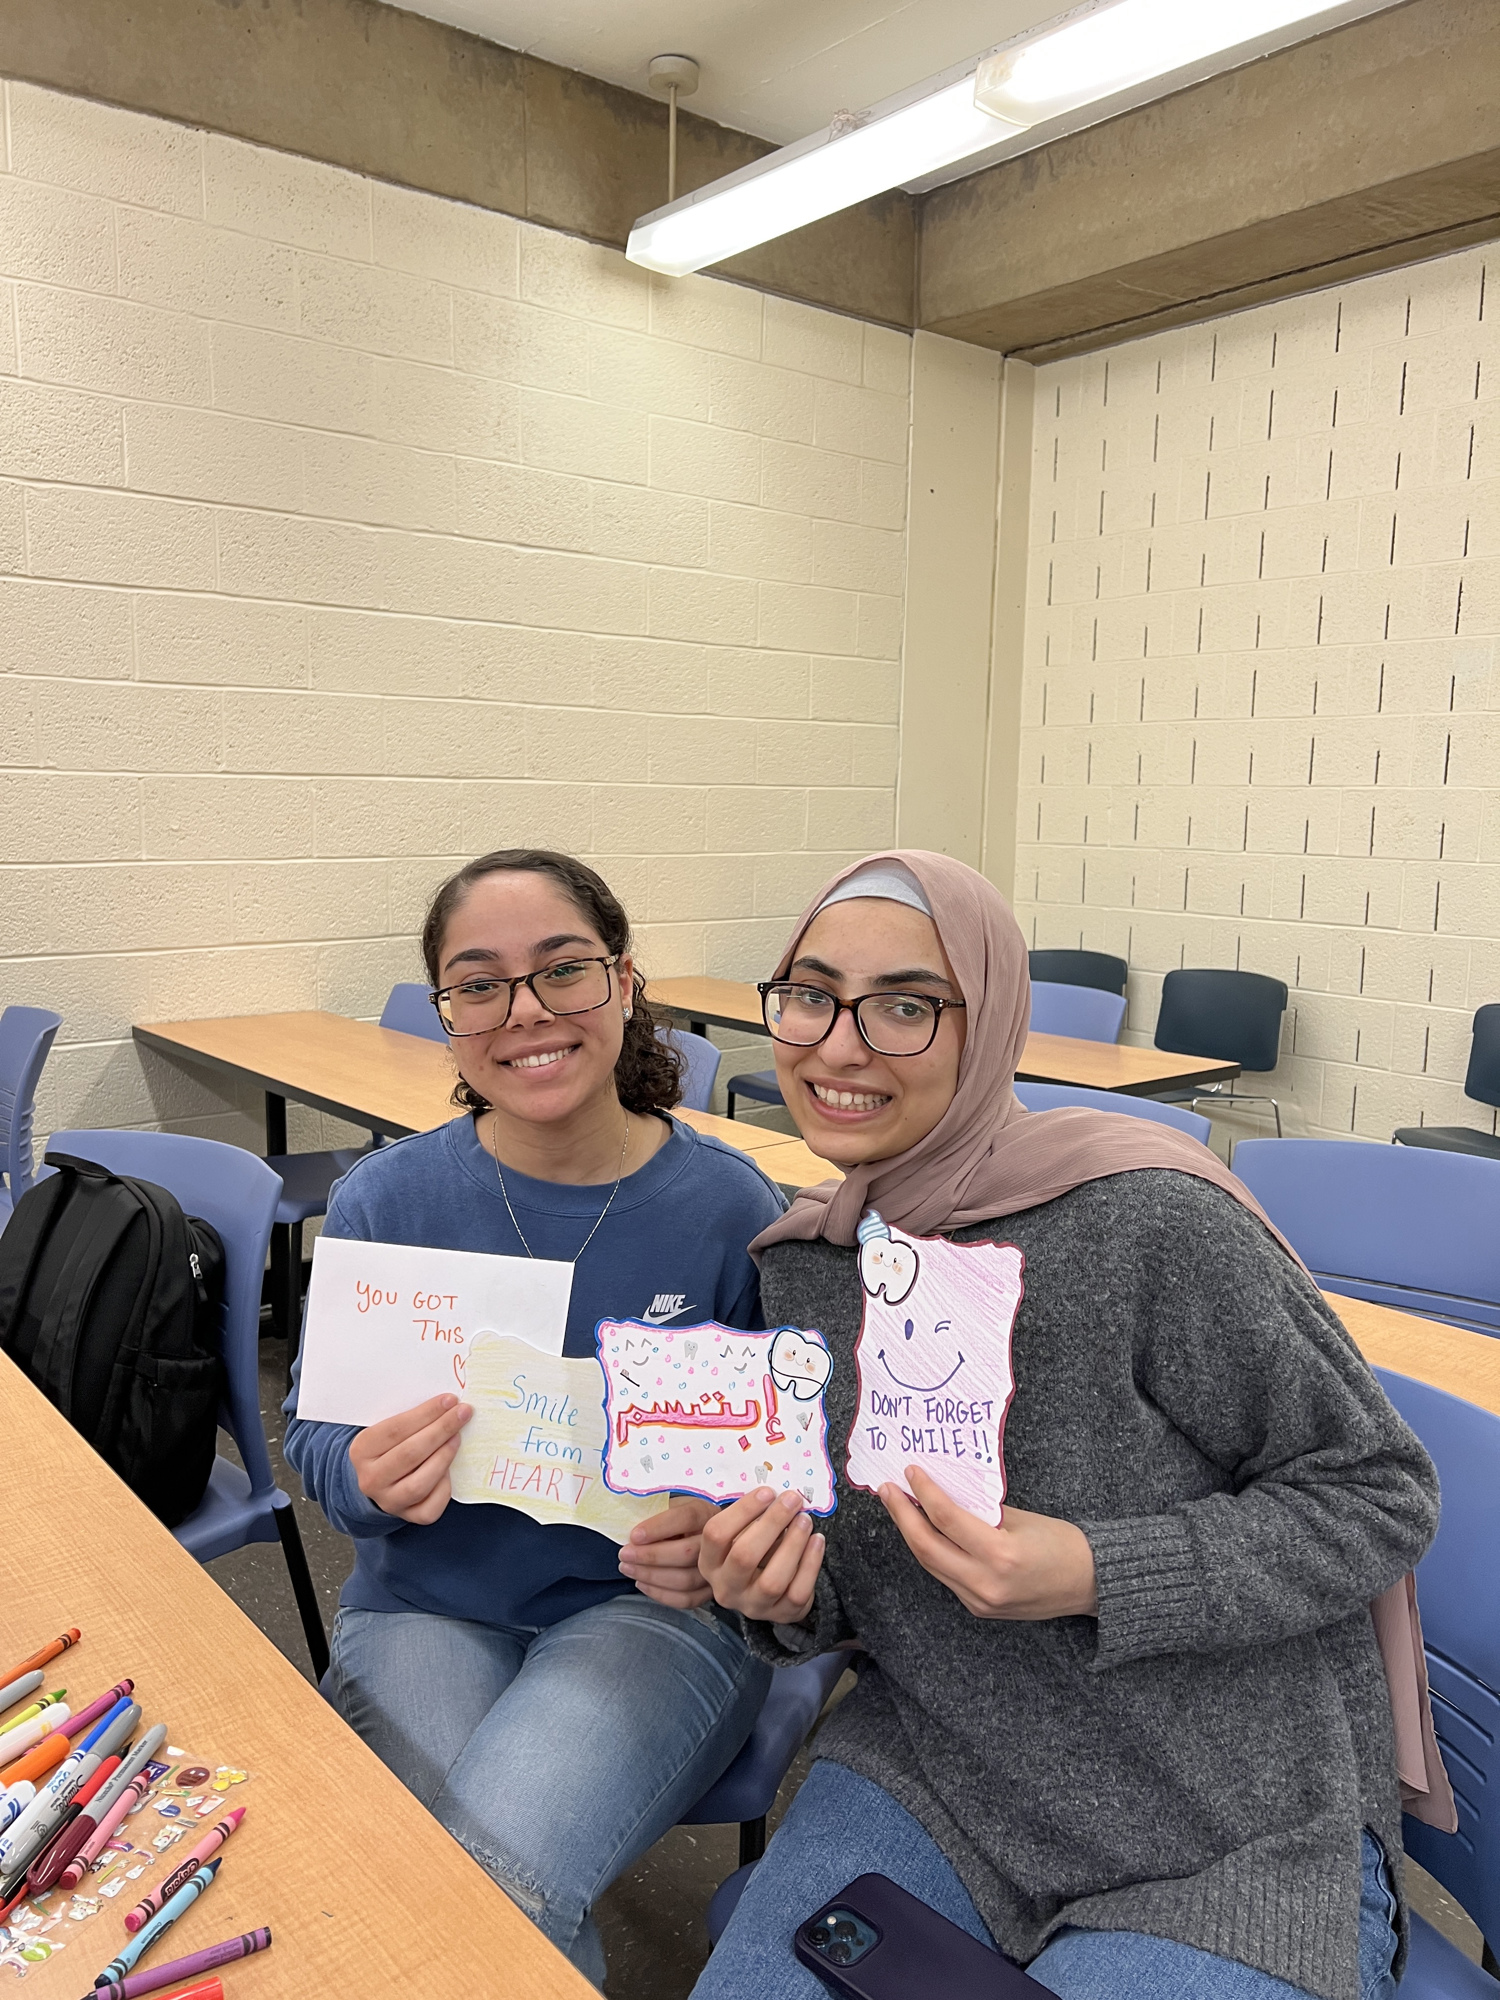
210, 1335, 1485, 1994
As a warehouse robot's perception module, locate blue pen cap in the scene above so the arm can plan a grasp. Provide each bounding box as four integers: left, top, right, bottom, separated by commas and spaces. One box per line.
80, 1698, 138, 1754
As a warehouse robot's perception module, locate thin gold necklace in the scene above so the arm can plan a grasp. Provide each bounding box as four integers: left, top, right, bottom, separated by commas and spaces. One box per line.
489, 1114, 631, 1264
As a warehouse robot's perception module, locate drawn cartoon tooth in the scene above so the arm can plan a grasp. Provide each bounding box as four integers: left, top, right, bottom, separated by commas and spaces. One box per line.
857, 1210, 920, 1303
768, 1327, 833, 1401
683, 1340, 698, 1361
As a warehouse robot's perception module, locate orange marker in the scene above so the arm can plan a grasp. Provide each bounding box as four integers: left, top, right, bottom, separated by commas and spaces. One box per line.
0, 1630, 80, 1688
0, 1727, 71, 1789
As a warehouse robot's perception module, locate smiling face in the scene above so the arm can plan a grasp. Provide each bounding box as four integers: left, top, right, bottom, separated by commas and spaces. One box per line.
438, 870, 631, 1132
772, 899, 967, 1170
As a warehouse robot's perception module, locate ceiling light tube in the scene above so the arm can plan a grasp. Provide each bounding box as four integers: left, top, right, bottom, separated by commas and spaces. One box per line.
627, 0, 1396, 279
627, 76, 1024, 278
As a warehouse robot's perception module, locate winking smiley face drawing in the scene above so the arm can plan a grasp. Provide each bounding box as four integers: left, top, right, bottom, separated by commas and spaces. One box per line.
846, 1210, 1024, 1524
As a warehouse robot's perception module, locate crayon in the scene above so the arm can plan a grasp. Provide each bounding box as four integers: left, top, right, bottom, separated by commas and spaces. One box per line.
125, 1807, 244, 1930
61, 1727, 170, 1890
0, 1727, 70, 1789
25, 1755, 122, 1893
0, 1711, 135, 1875
0, 1629, 80, 1688
7, 1687, 64, 1728
66, 1683, 135, 1740
0, 1670, 45, 1716
82, 1926, 271, 2000
93, 1861, 222, 1985
0, 1704, 73, 1766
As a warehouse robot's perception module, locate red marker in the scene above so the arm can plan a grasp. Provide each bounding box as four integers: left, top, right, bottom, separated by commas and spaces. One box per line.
0, 1630, 80, 1688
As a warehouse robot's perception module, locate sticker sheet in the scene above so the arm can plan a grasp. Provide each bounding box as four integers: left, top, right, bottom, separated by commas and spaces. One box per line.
451, 1332, 665, 1541
598, 1321, 837, 1514
845, 1211, 1023, 1525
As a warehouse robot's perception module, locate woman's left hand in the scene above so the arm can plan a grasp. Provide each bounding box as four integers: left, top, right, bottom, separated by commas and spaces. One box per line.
618, 1498, 718, 1609
881, 1466, 1099, 1620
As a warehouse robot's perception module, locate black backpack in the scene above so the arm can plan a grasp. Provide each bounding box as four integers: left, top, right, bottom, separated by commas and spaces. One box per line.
0, 1153, 226, 1527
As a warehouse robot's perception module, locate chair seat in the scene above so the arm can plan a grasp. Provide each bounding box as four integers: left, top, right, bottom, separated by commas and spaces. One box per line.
681, 1650, 850, 1827
707, 1861, 756, 1944
266, 1148, 368, 1226
1395, 1126, 1500, 1161
1401, 1911, 1500, 1998
173, 1453, 287, 1564
726, 1070, 784, 1108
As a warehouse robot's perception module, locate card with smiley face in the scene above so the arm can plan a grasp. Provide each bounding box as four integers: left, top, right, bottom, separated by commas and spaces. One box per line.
597, 1320, 838, 1514
846, 1211, 1024, 1525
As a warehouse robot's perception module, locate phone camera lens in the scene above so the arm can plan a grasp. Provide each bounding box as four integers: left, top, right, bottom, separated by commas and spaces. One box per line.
828, 1943, 852, 1964
809, 1925, 831, 1946
832, 1919, 858, 1940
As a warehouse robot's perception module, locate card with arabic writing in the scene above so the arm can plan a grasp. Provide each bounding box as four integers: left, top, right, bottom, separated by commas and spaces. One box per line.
596, 1320, 837, 1514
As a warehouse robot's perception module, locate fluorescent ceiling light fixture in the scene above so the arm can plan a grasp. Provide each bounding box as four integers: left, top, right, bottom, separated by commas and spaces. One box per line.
627, 0, 1389, 278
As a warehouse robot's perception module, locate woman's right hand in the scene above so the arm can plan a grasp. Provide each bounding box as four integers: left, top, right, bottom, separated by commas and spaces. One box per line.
349, 1394, 473, 1524
699, 1488, 825, 1624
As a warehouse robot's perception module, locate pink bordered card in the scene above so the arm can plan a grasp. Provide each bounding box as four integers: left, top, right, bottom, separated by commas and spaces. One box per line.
846, 1211, 1023, 1525
597, 1320, 837, 1514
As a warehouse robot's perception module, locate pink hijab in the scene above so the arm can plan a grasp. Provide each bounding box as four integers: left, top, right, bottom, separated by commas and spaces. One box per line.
748, 849, 1456, 1832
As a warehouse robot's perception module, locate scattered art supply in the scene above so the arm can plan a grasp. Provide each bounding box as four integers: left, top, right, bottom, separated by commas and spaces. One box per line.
0, 1673, 45, 1719
86, 1924, 271, 2000
0, 1706, 73, 1767
0, 1785, 35, 1836
66, 1685, 136, 1740
599, 1320, 838, 1512
125, 1809, 243, 1931
0, 1729, 70, 1790
296, 1235, 574, 1425
94, 1858, 221, 1984
25, 1755, 123, 1891
451, 1334, 664, 1537
0, 1631, 81, 1689
845, 1211, 1023, 1523
5, 1688, 64, 1730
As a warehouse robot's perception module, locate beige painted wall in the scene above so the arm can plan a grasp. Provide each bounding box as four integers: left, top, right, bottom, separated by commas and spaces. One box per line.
0, 81, 912, 1151
1014, 242, 1500, 1143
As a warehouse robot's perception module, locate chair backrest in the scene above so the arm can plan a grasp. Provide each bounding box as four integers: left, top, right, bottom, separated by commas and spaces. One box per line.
1373, 1367, 1500, 1955
46, 1130, 284, 1498
1154, 968, 1287, 1072
378, 983, 447, 1044
0, 1006, 63, 1200
1465, 1003, 1500, 1111
1028, 982, 1127, 1044
661, 1028, 721, 1114
1012, 1080, 1212, 1144
1233, 1139, 1500, 1336
1028, 948, 1128, 996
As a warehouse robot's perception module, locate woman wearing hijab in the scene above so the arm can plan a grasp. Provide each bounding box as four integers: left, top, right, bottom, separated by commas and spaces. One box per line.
691, 852, 1440, 2000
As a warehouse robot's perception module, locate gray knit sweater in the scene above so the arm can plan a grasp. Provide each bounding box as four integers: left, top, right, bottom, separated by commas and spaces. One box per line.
747, 1170, 1439, 2000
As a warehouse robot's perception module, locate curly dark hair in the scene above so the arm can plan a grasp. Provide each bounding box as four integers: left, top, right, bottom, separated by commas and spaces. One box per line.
420, 849, 683, 1121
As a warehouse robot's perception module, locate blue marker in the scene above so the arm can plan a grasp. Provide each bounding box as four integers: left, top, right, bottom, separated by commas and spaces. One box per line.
0, 1782, 35, 1835
92, 1858, 221, 1985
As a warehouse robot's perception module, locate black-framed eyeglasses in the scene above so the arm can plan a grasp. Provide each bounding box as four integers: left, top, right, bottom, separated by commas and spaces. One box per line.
758, 980, 965, 1058
432, 955, 620, 1037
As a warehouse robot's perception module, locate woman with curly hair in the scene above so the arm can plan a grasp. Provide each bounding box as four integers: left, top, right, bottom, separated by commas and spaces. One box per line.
285, 850, 781, 1987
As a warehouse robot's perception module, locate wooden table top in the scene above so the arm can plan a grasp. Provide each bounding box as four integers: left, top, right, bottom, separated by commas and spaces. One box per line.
1327, 1292, 1500, 1420
645, 981, 1240, 1096
0, 1355, 592, 2000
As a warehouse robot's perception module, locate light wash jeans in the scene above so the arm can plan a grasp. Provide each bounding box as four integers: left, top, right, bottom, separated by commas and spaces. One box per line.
692, 1761, 1401, 2000
330, 1595, 770, 1989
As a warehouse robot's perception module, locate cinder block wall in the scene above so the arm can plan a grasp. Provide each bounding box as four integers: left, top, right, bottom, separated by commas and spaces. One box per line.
1015, 243, 1499, 1143
0, 81, 910, 1149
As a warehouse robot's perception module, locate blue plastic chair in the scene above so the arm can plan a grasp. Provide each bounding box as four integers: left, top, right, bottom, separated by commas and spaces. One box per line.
726, 1066, 784, 1120
1395, 1005, 1500, 1163
1372, 1368, 1500, 1991
1013, 1080, 1212, 1144
267, 985, 449, 1365
1028, 949, 1127, 995
0, 1006, 62, 1227
47, 1129, 329, 1680
1029, 982, 1127, 1043
662, 1027, 721, 1114
1152, 967, 1288, 1135
1233, 1140, 1500, 1337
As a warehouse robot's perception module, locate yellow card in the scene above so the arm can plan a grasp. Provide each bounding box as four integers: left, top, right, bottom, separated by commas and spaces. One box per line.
451, 1332, 666, 1543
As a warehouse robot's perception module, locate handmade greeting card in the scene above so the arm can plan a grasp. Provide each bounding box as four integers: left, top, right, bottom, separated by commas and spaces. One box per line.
451, 1333, 665, 1542
598, 1320, 837, 1514
296, 1236, 573, 1426
845, 1210, 1023, 1524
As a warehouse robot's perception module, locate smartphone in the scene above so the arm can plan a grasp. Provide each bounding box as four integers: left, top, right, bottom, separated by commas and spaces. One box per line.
793, 1874, 1057, 1999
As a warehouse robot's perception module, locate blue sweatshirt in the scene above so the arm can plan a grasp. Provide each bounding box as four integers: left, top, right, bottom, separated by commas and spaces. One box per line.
283, 1113, 785, 1630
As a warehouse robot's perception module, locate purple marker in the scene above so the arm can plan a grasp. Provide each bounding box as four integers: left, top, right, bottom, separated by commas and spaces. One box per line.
83, 1926, 272, 2000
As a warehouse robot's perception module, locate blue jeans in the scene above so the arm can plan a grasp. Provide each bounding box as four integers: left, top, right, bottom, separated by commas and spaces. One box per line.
330, 1595, 770, 1989
692, 1761, 1401, 2000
